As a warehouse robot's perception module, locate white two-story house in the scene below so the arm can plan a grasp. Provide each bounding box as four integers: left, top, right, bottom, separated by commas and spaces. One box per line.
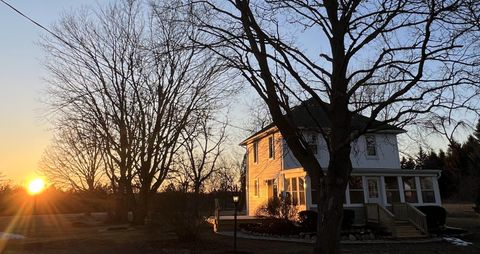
240, 100, 442, 226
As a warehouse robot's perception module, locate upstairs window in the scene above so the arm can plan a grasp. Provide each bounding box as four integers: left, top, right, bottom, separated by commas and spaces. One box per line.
253, 141, 259, 163
268, 136, 275, 159
365, 135, 377, 156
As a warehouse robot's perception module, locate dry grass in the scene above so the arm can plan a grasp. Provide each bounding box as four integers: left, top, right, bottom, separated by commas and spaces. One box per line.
0, 213, 478, 253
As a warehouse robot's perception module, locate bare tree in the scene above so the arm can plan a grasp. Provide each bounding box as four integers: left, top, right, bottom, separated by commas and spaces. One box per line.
40, 120, 105, 192
189, 1, 480, 253
175, 116, 228, 194
42, 0, 231, 224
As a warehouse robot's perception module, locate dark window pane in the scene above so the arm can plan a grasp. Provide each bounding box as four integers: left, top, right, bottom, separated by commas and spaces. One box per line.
350, 191, 364, 204
420, 177, 433, 190
402, 176, 416, 191
386, 190, 400, 203
385, 177, 399, 189
365, 135, 377, 156
292, 178, 297, 191
299, 192, 305, 205
404, 191, 418, 203
349, 176, 363, 189
299, 178, 304, 191
422, 191, 435, 203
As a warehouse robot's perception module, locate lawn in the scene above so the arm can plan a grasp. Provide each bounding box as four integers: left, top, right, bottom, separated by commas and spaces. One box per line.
0, 213, 478, 253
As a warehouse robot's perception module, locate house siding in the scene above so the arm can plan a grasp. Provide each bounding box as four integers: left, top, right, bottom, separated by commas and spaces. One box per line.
246, 131, 283, 215
283, 132, 401, 170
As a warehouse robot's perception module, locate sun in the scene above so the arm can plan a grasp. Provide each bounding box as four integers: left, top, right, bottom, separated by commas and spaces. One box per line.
28, 178, 45, 195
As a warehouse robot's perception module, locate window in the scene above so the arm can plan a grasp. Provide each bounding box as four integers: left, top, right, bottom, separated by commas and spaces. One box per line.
254, 179, 259, 196
384, 176, 400, 203
420, 177, 435, 203
267, 179, 278, 199
299, 177, 305, 205
402, 176, 418, 203
268, 136, 275, 159
253, 141, 259, 163
365, 135, 377, 156
285, 177, 306, 205
349, 176, 364, 204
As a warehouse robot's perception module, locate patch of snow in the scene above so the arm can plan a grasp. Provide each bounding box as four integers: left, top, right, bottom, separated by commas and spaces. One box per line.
443, 237, 472, 246
0, 232, 26, 240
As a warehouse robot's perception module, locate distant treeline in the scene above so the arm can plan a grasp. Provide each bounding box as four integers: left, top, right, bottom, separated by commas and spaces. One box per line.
400, 120, 480, 203
0, 185, 242, 217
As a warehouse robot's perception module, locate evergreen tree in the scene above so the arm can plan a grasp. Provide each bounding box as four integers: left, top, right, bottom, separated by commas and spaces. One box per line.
401, 156, 416, 169
415, 146, 428, 169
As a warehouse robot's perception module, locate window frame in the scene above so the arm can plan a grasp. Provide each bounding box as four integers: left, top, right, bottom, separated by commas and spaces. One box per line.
285, 176, 306, 206
254, 178, 259, 197
268, 136, 275, 159
384, 176, 401, 204
402, 176, 418, 203
419, 176, 436, 204
348, 176, 365, 205
365, 135, 377, 157
253, 140, 259, 163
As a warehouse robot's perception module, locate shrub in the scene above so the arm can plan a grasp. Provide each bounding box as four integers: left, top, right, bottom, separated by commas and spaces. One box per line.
298, 210, 317, 232
296, 209, 355, 232
255, 194, 297, 221
240, 219, 302, 236
341, 209, 355, 229
416, 205, 447, 231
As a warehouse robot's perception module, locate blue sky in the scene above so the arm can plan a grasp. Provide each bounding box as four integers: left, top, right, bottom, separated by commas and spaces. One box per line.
0, 0, 103, 183
0, 0, 471, 184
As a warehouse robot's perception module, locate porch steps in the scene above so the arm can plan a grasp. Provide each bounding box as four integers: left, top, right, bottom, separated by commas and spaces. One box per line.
393, 220, 426, 238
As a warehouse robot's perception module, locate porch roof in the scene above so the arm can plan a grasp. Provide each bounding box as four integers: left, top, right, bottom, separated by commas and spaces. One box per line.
351, 168, 441, 177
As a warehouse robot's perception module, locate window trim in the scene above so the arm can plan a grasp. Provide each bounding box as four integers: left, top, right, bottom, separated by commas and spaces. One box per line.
402, 176, 418, 204
348, 176, 365, 205
365, 135, 378, 158
384, 176, 401, 204
268, 136, 275, 159
419, 176, 436, 204
285, 176, 306, 206
254, 178, 259, 197
253, 141, 259, 163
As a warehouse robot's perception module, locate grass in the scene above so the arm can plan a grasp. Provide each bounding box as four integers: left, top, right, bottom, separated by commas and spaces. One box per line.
0, 213, 478, 253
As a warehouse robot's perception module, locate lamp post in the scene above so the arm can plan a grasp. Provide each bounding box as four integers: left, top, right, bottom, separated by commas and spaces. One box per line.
232, 195, 239, 253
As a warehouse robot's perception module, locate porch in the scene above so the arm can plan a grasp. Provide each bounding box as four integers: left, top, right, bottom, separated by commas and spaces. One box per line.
366, 202, 429, 238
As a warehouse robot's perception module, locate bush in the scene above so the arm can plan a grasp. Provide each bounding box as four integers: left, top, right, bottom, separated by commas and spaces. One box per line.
298, 210, 317, 232
255, 195, 297, 221
416, 206, 447, 231
342, 209, 355, 230
296, 209, 355, 232
240, 219, 302, 236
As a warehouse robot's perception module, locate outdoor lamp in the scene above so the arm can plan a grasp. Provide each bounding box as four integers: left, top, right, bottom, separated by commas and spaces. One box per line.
232, 194, 239, 252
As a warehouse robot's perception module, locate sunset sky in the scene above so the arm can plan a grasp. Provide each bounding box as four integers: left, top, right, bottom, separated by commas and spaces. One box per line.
0, 0, 103, 183
0, 0, 470, 184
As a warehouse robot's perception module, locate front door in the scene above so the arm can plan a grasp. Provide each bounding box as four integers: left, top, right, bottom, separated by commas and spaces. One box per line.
366, 177, 381, 204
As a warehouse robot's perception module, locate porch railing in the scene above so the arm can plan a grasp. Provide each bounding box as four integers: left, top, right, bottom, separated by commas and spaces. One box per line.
392, 203, 428, 235
365, 203, 396, 235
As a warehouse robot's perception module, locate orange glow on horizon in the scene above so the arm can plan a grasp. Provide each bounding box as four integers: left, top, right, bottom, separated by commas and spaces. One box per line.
27, 178, 45, 195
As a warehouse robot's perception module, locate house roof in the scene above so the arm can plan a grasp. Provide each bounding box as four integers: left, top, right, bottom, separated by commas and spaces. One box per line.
240, 99, 406, 145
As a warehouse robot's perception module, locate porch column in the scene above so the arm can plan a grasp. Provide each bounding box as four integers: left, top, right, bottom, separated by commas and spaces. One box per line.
398, 176, 405, 203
